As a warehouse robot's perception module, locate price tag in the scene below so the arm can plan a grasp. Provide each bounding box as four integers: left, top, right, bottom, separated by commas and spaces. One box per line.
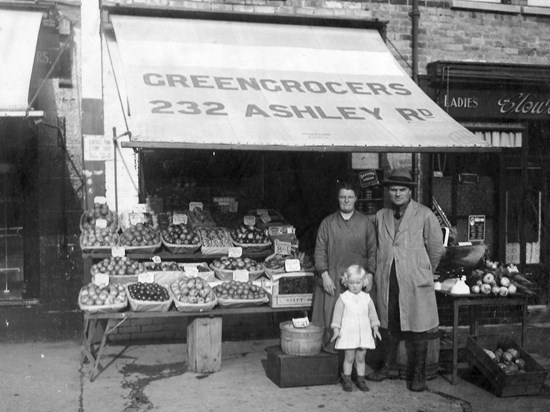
292, 316, 310, 328
260, 214, 271, 224
151, 255, 162, 264
111, 246, 125, 257
95, 218, 107, 229
233, 269, 249, 282
94, 196, 107, 204
228, 247, 243, 258
285, 259, 301, 272
243, 215, 256, 226
138, 272, 155, 283
268, 227, 282, 237
172, 213, 188, 225
93, 273, 109, 287
256, 209, 268, 216
189, 202, 203, 211
129, 212, 145, 226
274, 239, 292, 256
184, 265, 199, 277
133, 203, 148, 213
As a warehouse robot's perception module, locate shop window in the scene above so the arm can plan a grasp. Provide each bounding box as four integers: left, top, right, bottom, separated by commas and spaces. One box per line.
474, 130, 522, 148
527, 0, 550, 6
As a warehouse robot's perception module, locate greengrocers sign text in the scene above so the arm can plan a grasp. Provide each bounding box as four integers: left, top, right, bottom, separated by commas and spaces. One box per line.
142, 73, 430, 122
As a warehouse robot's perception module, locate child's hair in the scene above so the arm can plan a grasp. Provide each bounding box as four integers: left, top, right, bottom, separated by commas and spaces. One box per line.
341, 264, 367, 288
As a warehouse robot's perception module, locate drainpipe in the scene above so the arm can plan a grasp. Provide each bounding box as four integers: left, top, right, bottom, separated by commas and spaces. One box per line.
411, 0, 420, 84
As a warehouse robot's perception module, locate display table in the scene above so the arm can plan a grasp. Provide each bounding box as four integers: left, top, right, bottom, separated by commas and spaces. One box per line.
81, 305, 310, 382
436, 290, 528, 384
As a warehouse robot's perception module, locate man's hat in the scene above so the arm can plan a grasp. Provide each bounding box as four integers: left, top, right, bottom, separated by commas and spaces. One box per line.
383, 168, 417, 187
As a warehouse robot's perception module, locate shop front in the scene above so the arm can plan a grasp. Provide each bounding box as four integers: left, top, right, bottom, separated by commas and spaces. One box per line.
425, 61, 550, 304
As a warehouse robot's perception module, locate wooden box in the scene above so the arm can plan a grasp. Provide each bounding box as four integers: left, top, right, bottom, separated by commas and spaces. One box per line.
265, 346, 338, 388
187, 317, 222, 373
467, 334, 548, 397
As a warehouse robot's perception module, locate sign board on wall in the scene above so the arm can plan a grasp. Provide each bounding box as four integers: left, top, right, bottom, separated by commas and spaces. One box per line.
84, 135, 113, 161
468, 215, 485, 242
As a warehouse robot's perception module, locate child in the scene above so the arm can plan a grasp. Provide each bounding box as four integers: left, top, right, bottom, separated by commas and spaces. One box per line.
331, 264, 381, 392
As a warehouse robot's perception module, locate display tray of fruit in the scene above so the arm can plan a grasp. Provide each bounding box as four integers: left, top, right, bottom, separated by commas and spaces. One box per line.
169, 276, 218, 312
90, 256, 147, 284
466, 334, 548, 397
198, 227, 234, 254
80, 228, 119, 253
209, 257, 265, 281
160, 223, 202, 254
178, 262, 215, 282
80, 203, 119, 233
263, 251, 314, 277
187, 208, 216, 228
78, 282, 128, 313
229, 224, 272, 252
213, 280, 269, 308
126, 282, 172, 312
119, 223, 162, 253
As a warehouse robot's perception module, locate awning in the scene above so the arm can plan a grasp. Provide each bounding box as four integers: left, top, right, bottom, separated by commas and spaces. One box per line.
111, 15, 492, 152
0, 9, 43, 118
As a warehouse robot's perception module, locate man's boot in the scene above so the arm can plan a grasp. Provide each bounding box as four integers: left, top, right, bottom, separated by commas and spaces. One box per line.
408, 337, 428, 392
366, 334, 400, 381
341, 374, 353, 392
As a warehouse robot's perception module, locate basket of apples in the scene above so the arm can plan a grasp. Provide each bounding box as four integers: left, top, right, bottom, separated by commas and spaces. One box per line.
169, 276, 218, 312
161, 223, 201, 254
230, 224, 272, 252
80, 203, 119, 233
209, 256, 265, 281
78, 282, 128, 313
126, 282, 172, 312
90, 256, 147, 284
80, 227, 119, 253
213, 280, 269, 308
119, 223, 162, 254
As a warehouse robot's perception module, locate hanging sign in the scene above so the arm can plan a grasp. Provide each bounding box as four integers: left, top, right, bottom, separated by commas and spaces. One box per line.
357, 170, 380, 188
468, 215, 486, 242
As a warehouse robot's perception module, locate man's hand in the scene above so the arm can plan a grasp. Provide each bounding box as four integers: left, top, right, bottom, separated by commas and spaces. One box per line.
330, 328, 340, 342
321, 271, 336, 295
364, 273, 374, 292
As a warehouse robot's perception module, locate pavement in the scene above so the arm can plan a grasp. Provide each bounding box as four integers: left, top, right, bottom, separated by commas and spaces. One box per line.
2, 310, 550, 412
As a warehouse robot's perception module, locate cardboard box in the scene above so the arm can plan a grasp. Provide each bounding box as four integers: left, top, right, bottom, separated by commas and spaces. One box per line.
267, 272, 314, 308
265, 346, 338, 388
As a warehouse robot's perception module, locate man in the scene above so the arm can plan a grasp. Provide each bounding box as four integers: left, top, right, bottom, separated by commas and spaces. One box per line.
367, 168, 444, 392
312, 181, 377, 354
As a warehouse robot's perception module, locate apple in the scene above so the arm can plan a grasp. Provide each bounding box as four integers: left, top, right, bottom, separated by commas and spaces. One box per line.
483, 273, 495, 284
492, 285, 501, 295
500, 277, 510, 287
480, 283, 492, 294
471, 285, 480, 294
508, 284, 517, 295
499, 286, 509, 297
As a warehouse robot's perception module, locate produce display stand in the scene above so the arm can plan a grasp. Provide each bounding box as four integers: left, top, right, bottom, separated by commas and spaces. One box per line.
81, 305, 310, 382
435, 290, 528, 385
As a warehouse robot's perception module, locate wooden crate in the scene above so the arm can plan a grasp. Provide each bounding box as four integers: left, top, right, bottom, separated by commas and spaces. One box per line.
187, 317, 222, 373
466, 334, 548, 397
265, 346, 338, 388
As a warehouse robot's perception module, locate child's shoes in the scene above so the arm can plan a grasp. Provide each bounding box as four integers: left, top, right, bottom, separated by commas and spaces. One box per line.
341, 374, 353, 392
356, 376, 370, 392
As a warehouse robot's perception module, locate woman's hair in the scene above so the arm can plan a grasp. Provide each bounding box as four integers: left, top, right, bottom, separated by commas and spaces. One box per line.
336, 180, 357, 195
341, 264, 367, 288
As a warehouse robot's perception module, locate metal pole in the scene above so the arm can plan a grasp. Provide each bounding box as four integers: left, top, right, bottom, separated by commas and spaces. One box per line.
113, 127, 118, 212
411, 0, 420, 83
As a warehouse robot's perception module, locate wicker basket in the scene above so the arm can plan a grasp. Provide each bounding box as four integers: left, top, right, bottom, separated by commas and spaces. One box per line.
231, 237, 272, 253
79, 232, 119, 254
217, 295, 269, 308
119, 241, 162, 255
168, 287, 218, 313
209, 263, 265, 282
161, 237, 201, 254
78, 288, 128, 314
79, 211, 119, 233
125, 284, 172, 312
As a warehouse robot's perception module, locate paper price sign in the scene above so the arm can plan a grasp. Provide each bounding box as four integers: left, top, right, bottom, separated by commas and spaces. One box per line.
228, 247, 242, 258
94, 196, 107, 204
274, 239, 292, 255
138, 272, 155, 283
133, 203, 148, 213
129, 212, 145, 226
243, 215, 256, 226
233, 269, 249, 282
256, 209, 268, 216
111, 246, 125, 257
189, 202, 203, 211
260, 214, 271, 224
284, 259, 301, 272
184, 265, 199, 277
172, 213, 188, 225
93, 273, 109, 287
95, 218, 107, 229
